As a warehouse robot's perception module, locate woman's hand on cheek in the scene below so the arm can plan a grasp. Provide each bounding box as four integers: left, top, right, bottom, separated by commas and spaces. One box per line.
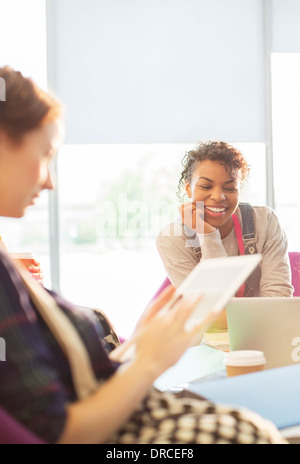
178, 202, 216, 234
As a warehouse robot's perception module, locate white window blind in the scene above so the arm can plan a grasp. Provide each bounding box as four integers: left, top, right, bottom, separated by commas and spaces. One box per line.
271, 0, 300, 52
47, 0, 266, 144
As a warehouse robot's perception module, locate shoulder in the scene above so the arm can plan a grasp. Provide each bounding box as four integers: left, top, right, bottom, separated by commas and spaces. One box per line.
247, 206, 287, 243
251, 205, 282, 226
240, 205, 280, 224
237, 205, 286, 244
251, 205, 276, 216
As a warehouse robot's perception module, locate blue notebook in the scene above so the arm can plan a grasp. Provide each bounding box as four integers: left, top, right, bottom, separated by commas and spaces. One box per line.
154, 344, 225, 392
188, 364, 300, 430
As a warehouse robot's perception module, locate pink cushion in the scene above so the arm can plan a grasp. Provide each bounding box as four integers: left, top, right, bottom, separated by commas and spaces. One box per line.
0, 408, 45, 444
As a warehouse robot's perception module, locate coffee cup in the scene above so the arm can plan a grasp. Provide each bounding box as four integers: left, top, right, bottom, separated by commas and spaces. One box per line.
9, 252, 36, 270
224, 350, 266, 378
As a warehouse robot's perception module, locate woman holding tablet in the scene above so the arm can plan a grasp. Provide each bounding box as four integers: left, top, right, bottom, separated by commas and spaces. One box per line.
0, 67, 285, 444
157, 141, 293, 298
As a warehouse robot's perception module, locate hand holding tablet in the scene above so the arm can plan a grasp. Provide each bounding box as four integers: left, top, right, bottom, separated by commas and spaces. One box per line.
161, 254, 262, 330
118, 254, 262, 363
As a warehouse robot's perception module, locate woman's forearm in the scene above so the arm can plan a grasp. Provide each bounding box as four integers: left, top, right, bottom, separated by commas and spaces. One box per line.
58, 292, 205, 444
57, 359, 158, 444
198, 229, 227, 259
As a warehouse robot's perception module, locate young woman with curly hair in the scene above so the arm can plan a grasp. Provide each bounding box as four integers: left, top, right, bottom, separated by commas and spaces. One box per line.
157, 141, 293, 303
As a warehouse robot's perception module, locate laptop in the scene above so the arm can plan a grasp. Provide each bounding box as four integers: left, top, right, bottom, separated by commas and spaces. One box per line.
226, 298, 300, 369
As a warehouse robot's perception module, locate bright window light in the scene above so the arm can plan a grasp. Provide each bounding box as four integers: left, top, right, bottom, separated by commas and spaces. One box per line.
0, 0, 47, 88
272, 54, 300, 251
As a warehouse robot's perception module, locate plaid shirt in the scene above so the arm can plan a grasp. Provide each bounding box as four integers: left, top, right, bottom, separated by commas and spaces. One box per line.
0, 248, 117, 443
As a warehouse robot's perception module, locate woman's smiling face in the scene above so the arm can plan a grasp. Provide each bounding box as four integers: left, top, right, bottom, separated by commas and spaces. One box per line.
185, 160, 241, 238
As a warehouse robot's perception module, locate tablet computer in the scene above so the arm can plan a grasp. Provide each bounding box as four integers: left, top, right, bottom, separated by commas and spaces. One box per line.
119, 254, 262, 362
163, 254, 262, 330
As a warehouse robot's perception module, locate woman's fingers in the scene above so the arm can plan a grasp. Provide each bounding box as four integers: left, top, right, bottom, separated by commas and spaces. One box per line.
174, 294, 219, 336
178, 202, 205, 233
134, 284, 176, 333
147, 284, 176, 315
168, 294, 219, 343
189, 311, 219, 339
172, 293, 202, 318
28, 265, 41, 273
155, 284, 176, 304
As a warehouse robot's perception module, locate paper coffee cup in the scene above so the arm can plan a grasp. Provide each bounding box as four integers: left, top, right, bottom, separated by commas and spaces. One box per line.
9, 252, 36, 270
224, 350, 266, 378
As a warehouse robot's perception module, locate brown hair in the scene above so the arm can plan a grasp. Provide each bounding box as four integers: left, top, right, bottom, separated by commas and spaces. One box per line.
178, 141, 250, 199
0, 66, 62, 142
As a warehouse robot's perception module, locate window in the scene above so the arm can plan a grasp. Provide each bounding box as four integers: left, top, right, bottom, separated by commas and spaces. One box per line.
58, 144, 184, 337
0, 0, 47, 89
0, 0, 50, 285
272, 54, 300, 251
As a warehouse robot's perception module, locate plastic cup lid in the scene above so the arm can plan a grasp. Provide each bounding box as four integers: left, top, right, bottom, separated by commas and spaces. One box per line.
224, 350, 266, 367
9, 252, 35, 259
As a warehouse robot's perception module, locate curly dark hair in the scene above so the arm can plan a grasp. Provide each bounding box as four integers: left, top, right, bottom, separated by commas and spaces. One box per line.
177, 141, 250, 200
